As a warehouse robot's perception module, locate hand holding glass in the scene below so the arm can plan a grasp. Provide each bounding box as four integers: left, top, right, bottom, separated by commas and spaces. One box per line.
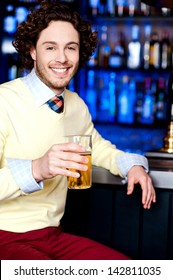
65, 135, 92, 189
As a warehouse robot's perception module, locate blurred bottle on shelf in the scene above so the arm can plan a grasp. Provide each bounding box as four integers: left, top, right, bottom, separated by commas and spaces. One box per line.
149, 32, 160, 69
141, 78, 155, 124
161, 7, 171, 17
85, 70, 97, 121
7, 53, 18, 81
97, 71, 116, 122
98, 25, 111, 67
140, 2, 151, 16
134, 81, 144, 123
143, 24, 151, 70
98, 0, 107, 16
127, 0, 140, 16
108, 72, 117, 122
160, 30, 172, 69
155, 77, 167, 123
3, 4, 17, 35
117, 76, 136, 124
115, 0, 127, 16
88, 0, 100, 16
87, 25, 98, 67
87, 48, 98, 67
68, 77, 75, 92
117, 76, 129, 123
127, 25, 141, 69
128, 78, 136, 123
15, 6, 28, 24
167, 70, 173, 122
107, 0, 115, 17
108, 31, 126, 68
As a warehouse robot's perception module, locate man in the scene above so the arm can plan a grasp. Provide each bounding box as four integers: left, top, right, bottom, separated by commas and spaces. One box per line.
0, 0, 156, 260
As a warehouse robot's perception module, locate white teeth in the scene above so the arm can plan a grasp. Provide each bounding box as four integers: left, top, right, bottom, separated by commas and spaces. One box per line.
52, 68, 67, 73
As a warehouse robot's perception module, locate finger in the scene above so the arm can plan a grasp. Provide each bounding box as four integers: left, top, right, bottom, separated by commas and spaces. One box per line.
58, 167, 81, 178
127, 180, 135, 195
58, 151, 89, 164
60, 160, 88, 172
143, 186, 156, 209
56, 143, 86, 153
152, 191, 156, 203
143, 195, 154, 209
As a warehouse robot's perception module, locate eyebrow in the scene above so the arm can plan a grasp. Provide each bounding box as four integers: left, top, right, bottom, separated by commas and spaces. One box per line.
42, 41, 79, 46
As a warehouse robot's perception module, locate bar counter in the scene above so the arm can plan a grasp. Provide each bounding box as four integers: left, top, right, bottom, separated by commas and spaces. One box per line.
92, 165, 173, 189
62, 163, 173, 260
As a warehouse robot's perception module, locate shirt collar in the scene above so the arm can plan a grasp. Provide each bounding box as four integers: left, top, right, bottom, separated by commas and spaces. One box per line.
22, 68, 64, 107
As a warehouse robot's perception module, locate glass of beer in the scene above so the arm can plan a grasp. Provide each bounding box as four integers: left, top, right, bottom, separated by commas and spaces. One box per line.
65, 135, 92, 189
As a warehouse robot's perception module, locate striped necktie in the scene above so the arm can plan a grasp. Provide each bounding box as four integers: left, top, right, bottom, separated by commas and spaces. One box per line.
46, 95, 64, 113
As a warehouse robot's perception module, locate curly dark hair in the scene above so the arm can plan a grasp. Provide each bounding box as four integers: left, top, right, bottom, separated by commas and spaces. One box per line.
12, 0, 98, 70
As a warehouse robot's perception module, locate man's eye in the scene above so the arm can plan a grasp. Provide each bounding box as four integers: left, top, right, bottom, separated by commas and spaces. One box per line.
46, 47, 55, 50
68, 46, 76, 51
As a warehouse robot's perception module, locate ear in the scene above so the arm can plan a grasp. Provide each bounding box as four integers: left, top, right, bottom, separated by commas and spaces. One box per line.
30, 47, 36, 60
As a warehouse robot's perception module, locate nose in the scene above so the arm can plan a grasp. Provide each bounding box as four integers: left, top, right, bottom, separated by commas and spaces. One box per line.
54, 49, 67, 63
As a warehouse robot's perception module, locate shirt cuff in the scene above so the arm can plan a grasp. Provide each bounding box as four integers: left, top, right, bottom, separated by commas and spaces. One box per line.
116, 152, 149, 178
7, 158, 43, 193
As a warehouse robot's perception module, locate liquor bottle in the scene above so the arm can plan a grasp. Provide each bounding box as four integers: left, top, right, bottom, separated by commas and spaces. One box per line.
3, 4, 17, 35
88, 0, 100, 17
85, 70, 97, 121
155, 78, 167, 123
160, 30, 172, 69
161, 7, 171, 17
8, 54, 18, 81
167, 70, 173, 122
140, 2, 151, 16
127, 0, 140, 16
98, 0, 107, 16
141, 78, 155, 124
149, 32, 160, 69
115, 0, 126, 17
107, 0, 115, 17
108, 72, 117, 122
87, 25, 98, 67
68, 77, 75, 92
97, 71, 116, 122
108, 31, 126, 68
143, 25, 151, 70
15, 6, 28, 24
117, 76, 136, 124
98, 26, 111, 67
128, 78, 136, 123
87, 48, 98, 67
127, 25, 141, 69
134, 81, 144, 123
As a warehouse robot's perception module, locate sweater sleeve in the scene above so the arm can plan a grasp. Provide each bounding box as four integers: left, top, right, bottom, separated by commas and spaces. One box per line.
0, 105, 25, 200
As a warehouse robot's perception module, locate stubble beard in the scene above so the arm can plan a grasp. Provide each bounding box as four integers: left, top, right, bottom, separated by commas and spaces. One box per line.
35, 62, 79, 93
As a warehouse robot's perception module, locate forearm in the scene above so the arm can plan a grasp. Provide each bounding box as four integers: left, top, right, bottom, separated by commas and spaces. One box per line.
91, 127, 125, 175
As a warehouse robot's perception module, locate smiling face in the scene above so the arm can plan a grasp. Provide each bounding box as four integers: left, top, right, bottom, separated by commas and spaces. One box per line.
30, 21, 80, 95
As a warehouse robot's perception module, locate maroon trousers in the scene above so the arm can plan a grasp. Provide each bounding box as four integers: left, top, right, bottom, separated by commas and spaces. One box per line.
0, 226, 130, 260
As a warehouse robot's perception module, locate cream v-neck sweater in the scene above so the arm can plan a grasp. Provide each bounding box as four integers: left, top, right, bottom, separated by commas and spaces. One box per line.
0, 78, 123, 232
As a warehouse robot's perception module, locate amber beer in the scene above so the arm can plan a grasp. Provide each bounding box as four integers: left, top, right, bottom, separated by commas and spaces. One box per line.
68, 152, 92, 189
65, 135, 92, 189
